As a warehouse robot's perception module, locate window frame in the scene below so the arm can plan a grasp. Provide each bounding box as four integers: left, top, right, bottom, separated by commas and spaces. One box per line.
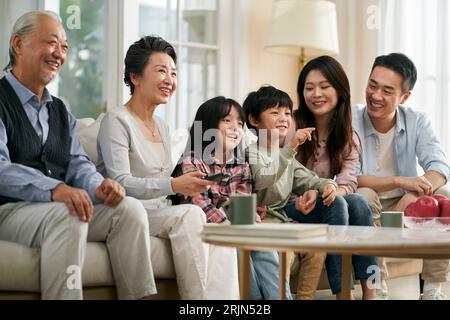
39, 0, 233, 126
134, 0, 232, 130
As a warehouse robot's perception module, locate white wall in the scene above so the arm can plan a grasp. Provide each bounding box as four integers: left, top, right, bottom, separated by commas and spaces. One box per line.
333, 0, 380, 105
232, 0, 299, 105
233, 0, 381, 107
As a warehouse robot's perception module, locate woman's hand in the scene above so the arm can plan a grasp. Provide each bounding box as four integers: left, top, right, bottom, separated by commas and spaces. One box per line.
295, 190, 318, 215
172, 171, 215, 196
322, 184, 337, 206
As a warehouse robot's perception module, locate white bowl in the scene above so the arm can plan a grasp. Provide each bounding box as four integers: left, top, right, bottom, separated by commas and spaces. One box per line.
403, 216, 450, 231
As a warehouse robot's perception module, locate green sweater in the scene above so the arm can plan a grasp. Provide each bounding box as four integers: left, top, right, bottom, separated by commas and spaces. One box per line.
247, 144, 337, 223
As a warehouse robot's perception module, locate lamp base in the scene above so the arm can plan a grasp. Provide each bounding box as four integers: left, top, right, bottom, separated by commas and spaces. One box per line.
299, 47, 307, 70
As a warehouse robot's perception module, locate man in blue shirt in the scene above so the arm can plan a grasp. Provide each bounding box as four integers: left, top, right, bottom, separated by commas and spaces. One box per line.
0, 11, 155, 299
354, 53, 450, 300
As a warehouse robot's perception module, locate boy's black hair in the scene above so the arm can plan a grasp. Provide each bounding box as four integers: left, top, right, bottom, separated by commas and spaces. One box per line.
242, 85, 293, 130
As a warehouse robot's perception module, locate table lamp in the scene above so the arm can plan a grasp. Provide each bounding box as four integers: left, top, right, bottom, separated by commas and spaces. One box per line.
265, 0, 339, 69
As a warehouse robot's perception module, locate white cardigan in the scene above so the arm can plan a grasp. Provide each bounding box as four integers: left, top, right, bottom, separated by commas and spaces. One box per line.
96, 106, 176, 209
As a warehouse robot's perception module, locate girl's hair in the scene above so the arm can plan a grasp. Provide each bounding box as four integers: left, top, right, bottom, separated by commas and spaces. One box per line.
294, 55, 354, 177
243, 85, 293, 130
184, 96, 245, 163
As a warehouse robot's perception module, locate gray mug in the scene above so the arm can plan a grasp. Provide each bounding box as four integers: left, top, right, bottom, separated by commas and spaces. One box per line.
229, 193, 256, 225
380, 211, 404, 228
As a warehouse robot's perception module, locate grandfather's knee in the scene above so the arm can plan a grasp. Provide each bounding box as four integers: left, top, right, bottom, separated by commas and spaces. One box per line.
46, 203, 88, 237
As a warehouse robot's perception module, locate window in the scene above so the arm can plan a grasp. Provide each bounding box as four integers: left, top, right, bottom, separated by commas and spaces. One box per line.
45, 0, 108, 119
138, 0, 219, 131
2, 0, 231, 129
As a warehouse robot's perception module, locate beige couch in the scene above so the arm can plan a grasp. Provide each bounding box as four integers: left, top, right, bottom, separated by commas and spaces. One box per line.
0, 115, 182, 300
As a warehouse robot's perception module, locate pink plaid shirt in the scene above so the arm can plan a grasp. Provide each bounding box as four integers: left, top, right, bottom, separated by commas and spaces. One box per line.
174, 153, 254, 223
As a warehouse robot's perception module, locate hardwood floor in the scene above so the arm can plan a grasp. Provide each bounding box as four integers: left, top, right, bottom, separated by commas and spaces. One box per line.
314, 275, 450, 300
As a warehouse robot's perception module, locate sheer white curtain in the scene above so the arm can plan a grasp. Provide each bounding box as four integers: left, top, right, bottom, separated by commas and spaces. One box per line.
380, 0, 450, 157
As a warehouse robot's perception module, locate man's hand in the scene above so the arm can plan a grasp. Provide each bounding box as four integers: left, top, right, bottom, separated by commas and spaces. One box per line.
396, 176, 433, 196
94, 179, 126, 207
51, 183, 93, 223
295, 190, 318, 215
287, 128, 316, 151
172, 171, 216, 196
322, 184, 337, 206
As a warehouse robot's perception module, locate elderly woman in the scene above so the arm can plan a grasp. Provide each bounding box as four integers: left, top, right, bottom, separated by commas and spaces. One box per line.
96, 36, 239, 299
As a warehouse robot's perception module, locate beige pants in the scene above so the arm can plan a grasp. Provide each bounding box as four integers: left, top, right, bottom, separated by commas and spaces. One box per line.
358, 185, 450, 282
0, 197, 155, 300
144, 203, 239, 300
288, 251, 326, 300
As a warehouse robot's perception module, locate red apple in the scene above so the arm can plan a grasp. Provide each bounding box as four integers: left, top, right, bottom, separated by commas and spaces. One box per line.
404, 196, 440, 218
439, 199, 450, 224
404, 202, 419, 217
433, 194, 448, 202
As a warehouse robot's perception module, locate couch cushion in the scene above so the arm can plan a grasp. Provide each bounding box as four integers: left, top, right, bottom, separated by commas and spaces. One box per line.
0, 240, 40, 292
76, 114, 104, 164
83, 237, 176, 286
0, 236, 175, 292
82, 242, 115, 287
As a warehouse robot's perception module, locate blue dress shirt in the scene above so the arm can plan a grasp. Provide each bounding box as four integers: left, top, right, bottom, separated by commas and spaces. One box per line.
352, 104, 450, 182
0, 73, 103, 203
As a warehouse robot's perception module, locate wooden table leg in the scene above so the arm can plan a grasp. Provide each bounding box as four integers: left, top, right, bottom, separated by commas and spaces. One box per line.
341, 254, 352, 300
279, 251, 287, 300
239, 250, 251, 299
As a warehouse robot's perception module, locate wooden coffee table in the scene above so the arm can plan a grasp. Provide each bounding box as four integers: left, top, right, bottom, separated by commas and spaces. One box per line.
202, 225, 450, 300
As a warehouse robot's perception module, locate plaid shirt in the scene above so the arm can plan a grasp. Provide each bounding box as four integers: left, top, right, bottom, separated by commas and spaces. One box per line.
174, 153, 253, 223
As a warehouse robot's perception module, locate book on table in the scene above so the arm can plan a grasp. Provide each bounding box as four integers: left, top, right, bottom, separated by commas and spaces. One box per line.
203, 223, 329, 239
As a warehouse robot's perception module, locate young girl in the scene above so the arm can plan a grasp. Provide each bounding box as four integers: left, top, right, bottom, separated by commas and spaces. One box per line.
293, 56, 378, 300
173, 96, 292, 300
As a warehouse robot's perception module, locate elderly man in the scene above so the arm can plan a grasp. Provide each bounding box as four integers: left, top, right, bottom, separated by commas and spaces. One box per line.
354, 53, 450, 300
0, 11, 155, 300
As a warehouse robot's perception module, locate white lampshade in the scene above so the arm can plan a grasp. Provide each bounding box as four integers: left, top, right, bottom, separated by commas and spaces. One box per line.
265, 0, 339, 58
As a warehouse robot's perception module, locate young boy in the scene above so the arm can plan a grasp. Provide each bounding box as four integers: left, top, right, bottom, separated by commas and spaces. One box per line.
243, 85, 351, 299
